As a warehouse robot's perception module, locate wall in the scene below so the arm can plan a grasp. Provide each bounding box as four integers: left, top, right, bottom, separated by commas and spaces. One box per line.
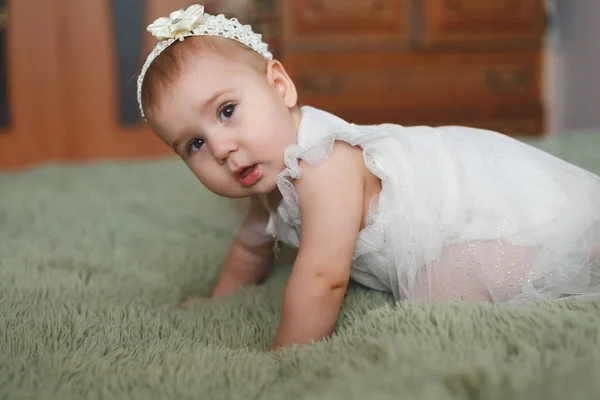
545, 0, 600, 135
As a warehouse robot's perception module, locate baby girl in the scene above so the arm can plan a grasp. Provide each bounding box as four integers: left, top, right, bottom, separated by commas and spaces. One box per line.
137, 5, 600, 350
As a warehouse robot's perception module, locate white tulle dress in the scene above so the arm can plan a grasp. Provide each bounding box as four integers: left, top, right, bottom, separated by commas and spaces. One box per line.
266, 106, 600, 303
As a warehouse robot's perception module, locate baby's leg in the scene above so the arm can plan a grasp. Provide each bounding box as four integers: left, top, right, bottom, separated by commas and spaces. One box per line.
588, 219, 600, 263
587, 224, 600, 287
412, 241, 539, 303
411, 245, 493, 302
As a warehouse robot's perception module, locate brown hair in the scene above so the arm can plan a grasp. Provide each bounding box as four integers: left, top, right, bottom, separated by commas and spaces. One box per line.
140, 36, 269, 119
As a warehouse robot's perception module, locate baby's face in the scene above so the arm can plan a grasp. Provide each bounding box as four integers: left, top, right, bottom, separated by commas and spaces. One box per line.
149, 49, 300, 198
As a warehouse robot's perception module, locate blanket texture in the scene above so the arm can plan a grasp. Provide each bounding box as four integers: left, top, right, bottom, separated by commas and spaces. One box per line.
1, 133, 600, 400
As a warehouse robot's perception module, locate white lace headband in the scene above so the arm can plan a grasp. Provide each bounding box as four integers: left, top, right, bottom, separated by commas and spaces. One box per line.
136, 4, 273, 119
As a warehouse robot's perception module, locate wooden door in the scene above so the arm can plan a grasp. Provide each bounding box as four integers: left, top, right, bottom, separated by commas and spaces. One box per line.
0, 0, 66, 169
59, 0, 192, 162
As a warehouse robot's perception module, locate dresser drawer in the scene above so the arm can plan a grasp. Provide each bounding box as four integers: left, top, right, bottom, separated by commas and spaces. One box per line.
415, 0, 546, 49
286, 51, 541, 110
463, 117, 543, 137
316, 104, 543, 136
281, 0, 411, 51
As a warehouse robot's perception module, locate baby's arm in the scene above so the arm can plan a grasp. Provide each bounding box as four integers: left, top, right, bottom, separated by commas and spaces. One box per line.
211, 197, 274, 297
271, 142, 365, 350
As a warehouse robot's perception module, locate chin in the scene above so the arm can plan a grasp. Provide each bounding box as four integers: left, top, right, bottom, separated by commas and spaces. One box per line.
208, 177, 278, 199
213, 188, 264, 199
255, 177, 279, 195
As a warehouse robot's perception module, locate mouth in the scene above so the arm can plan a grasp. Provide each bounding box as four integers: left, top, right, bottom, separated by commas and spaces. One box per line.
234, 164, 261, 187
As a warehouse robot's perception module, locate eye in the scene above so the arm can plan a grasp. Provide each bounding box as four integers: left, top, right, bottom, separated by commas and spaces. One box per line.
218, 103, 236, 122
187, 138, 205, 154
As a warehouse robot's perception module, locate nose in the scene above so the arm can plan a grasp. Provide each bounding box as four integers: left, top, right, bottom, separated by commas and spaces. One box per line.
209, 135, 238, 164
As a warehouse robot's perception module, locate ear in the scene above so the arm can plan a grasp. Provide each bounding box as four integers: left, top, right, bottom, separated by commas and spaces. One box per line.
266, 60, 298, 109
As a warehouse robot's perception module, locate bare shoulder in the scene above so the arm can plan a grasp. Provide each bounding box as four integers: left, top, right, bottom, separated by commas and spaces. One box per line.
293, 141, 366, 239
292, 142, 366, 275
294, 140, 368, 192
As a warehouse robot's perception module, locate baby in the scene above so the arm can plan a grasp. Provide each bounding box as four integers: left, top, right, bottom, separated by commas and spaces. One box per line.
137, 5, 600, 350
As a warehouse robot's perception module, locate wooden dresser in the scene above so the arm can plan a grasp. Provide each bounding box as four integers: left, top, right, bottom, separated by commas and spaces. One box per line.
0, 0, 547, 170
277, 0, 547, 136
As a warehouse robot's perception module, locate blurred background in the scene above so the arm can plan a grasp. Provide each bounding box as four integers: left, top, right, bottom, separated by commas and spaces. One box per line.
0, 0, 598, 170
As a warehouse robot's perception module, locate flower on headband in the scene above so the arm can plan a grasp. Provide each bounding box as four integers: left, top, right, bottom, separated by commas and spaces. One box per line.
147, 4, 205, 41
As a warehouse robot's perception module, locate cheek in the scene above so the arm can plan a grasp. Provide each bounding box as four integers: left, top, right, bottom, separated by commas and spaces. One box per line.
248, 98, 296, 145
186, 158, 226, 187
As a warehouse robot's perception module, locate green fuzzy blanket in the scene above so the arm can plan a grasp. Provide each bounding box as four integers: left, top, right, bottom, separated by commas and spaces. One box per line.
1, 133, 600, 400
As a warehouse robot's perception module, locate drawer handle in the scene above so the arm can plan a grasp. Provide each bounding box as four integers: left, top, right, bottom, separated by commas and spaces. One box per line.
297, 73, 345, 95
445, 0, 464, 12
371, 0, 386, 15
309, 0, 322, 13
485, 69, 532, 91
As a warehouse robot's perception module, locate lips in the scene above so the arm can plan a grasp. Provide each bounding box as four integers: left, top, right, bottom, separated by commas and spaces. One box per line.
234, 164, 261, 187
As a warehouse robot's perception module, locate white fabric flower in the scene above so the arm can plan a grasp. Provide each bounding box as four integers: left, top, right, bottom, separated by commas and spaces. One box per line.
147, 4, 205, 41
